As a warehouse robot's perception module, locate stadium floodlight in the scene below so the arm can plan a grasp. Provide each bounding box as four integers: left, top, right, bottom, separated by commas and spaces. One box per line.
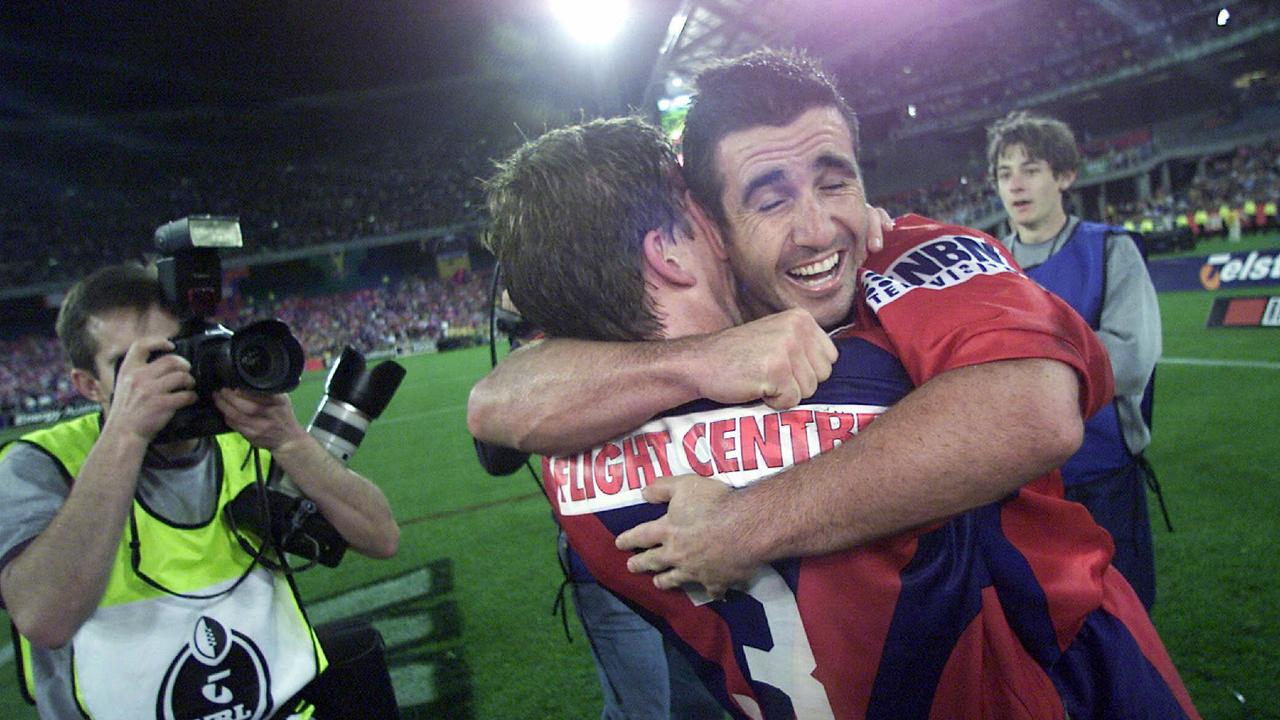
552, 0, 630, 46
1217, 7, 1230, 26
907, 104, 918, 118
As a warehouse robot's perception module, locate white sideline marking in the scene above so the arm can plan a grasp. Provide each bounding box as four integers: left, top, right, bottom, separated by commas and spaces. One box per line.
307, 567, 435, 626
372, 613, 436, 649
389, 662, 438, 706
1160, 356, 1280, 370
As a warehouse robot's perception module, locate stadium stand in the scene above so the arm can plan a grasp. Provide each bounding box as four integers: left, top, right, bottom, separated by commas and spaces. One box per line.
0, 129, 506, 288
872, 136, 1278, 239
0, 268, 492, 426
837, 0, 1277, 140
5, 130, 1275, 425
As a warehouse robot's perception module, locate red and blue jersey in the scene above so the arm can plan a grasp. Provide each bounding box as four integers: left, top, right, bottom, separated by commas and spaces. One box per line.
546, 216, 1198, 719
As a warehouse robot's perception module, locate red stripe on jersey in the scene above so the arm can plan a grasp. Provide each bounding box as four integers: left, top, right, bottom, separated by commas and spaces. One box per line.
929, 586, 1065, 719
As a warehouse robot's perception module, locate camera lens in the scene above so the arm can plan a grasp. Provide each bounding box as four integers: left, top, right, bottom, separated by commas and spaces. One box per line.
236, 337, 285, 385
230, 320, 304, 393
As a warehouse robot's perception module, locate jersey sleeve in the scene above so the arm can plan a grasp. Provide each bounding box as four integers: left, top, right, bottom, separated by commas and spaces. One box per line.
858, 215, 1113, 417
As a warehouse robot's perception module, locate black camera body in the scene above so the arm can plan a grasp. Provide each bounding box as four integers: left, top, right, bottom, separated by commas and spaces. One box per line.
147, 216, 305, 443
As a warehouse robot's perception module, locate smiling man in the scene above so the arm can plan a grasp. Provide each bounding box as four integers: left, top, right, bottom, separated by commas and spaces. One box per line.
470, 49, 1198, 719
709, 104, 869, 327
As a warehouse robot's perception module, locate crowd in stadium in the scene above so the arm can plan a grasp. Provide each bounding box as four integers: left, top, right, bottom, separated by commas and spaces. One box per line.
231, 268, 492, 364
3, 131, 1278, 422
0, 130, 503, 288
1167, 138, 1280, 234
876, 137, 1280, 236
852, 0, 1266, 128
0, 269, 492, 422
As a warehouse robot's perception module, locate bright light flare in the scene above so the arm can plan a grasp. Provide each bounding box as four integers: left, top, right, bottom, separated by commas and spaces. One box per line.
658, 94, 691, 112
1217, 8, 1230, 26
552, 0, 630, 46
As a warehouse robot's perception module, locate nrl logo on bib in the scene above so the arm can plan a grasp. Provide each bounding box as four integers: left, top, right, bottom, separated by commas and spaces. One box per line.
157, 616, 272, 720
863, 235, 1017, 311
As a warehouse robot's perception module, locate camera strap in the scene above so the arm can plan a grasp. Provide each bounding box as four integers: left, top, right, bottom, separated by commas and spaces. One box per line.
225, 449, 325, 575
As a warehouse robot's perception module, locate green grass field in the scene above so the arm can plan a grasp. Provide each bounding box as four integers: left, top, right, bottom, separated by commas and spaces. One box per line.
1, 278, 1277, 718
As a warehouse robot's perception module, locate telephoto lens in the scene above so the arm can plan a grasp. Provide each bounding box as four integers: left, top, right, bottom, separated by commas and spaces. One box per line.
307, 347, 407, 463
227, 346, 405, 568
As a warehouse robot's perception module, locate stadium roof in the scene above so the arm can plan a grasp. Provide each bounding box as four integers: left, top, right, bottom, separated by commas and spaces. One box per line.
2, 0, 1277, 168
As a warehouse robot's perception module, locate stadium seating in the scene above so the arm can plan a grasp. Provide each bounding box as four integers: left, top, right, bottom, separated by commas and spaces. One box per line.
0, 269, 493, 425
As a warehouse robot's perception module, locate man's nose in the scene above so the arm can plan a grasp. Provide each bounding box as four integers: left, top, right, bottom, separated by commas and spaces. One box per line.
792, 193, 837, 250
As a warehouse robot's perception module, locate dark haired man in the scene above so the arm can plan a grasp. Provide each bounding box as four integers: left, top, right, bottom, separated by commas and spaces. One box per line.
988, 109, 1163, 610
482, 109, 1198, 718
0, 263, 399, 719
472, 49, 1086, 594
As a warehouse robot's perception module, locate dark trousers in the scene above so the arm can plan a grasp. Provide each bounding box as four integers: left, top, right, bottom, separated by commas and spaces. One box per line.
279, 618, 400, 719
1065, 462, 1157, 610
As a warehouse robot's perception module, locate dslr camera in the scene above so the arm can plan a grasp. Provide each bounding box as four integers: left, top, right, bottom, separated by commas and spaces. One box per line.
146, 215, 305, 443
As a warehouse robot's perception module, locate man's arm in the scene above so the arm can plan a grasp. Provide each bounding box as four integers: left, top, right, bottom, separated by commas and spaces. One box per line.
1, 339, 197, 648
467, 309, 837, 455
468, 208, 893, 455
2, 430, 151, 648
1099, 235, 1161, 396
214, 389, 399, 558
618, 358, 1083, 594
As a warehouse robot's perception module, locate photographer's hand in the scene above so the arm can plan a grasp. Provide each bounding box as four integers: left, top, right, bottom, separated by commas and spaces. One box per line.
215, 389, 399, 558
103, 336, 198, 444
213, 388, 306, 452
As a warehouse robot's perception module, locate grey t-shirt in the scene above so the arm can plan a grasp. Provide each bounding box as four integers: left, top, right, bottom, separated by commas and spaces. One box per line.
0, 437, 221, 719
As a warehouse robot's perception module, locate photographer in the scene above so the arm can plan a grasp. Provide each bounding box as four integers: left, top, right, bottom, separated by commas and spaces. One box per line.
0, 263, 399, 719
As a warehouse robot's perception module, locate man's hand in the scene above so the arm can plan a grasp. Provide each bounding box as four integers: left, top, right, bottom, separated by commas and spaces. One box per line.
865, 204, 894, 257
694, 308, 837, 410
615, 474, 757, 598
215, 387, 400, 558
213, 388, 307, 452
104, 337, 197, 443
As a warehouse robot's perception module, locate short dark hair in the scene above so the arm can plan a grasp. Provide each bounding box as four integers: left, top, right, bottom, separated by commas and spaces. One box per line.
986, 110, 1081, 180
56, 263, 165, 375
484, 116, 687, 342
682, 48, 860, 229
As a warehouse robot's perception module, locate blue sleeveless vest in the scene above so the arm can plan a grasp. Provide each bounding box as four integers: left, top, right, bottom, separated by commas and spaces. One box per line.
1022, 221, 1152, 486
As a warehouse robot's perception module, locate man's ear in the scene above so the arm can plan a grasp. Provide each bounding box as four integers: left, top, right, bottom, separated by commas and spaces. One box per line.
685, 192, 728, 259
70, 367, 106, 405
1056, 168, 1079, 192
642, 228, 696, 287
